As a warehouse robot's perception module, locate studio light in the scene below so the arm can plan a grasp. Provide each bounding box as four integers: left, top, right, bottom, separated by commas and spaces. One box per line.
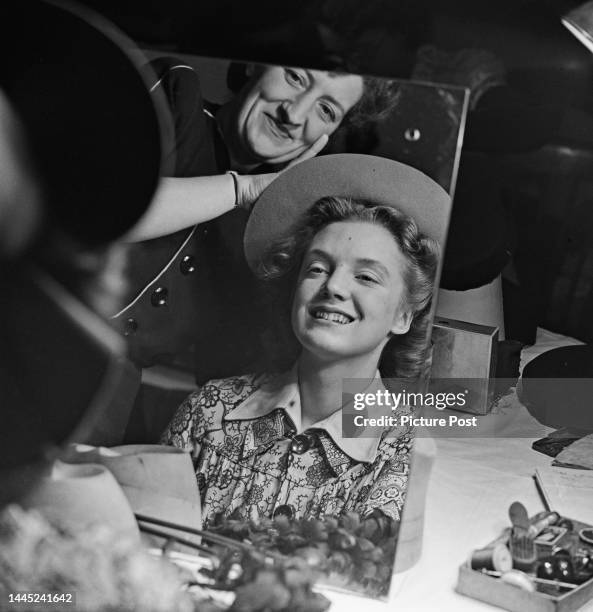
563, 1, 593, 53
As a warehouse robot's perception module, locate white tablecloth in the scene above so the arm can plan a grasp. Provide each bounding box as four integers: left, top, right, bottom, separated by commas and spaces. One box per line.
324, 329, 593, 612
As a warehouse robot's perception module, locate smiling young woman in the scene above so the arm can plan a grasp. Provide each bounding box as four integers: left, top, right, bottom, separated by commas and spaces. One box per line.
291, 220, 412, 371
161, 154, 446, 527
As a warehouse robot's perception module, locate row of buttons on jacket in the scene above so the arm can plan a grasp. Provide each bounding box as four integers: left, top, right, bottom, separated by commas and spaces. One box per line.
123, 254, 197, 336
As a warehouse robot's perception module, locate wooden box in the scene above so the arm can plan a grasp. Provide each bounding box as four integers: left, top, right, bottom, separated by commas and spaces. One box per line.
456, 519, 593, 612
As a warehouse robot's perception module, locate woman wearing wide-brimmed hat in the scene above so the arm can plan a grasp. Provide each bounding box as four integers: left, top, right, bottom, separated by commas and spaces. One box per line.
162, 154, 449, 527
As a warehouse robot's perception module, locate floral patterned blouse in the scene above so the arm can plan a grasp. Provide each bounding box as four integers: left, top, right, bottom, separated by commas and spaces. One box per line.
161, 368, 413, 527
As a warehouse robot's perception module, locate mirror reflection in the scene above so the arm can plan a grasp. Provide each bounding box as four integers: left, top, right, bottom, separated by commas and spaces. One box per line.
105, 52, 462, 600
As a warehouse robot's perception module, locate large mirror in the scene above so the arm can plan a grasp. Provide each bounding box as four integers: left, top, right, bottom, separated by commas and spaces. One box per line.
110, 50, 467, 601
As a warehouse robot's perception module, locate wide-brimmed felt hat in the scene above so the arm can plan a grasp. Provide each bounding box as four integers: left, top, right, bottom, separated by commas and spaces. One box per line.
244, 154, 451, 271
1, 0, 165, 246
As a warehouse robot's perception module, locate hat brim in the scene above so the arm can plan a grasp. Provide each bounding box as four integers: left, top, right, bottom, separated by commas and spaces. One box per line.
244, 154, 451, 271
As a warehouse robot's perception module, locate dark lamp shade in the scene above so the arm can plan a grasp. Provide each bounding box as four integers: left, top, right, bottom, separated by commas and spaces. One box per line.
2, 0, 164, 247
563, 2, 593, 54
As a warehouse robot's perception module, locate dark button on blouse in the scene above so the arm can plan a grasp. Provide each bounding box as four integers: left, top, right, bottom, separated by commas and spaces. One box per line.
290, 433, 315, 454
273, 504, 296, 520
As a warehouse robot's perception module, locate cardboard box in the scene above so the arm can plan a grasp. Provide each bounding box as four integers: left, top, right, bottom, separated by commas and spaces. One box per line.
430, 317, 498, 415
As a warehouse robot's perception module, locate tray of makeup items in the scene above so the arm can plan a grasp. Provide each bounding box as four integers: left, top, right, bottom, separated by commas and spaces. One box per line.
457, 502, 593, 612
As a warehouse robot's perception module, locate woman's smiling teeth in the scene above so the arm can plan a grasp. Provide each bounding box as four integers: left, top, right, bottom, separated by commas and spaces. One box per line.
312, 309, 354, 324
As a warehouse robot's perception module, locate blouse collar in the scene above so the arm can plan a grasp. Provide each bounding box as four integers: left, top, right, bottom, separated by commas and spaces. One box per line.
225, 365, 386, 464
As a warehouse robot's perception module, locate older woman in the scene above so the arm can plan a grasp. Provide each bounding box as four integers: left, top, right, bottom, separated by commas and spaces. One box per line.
161, 154, 449, 526
129, 59, 399, 240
